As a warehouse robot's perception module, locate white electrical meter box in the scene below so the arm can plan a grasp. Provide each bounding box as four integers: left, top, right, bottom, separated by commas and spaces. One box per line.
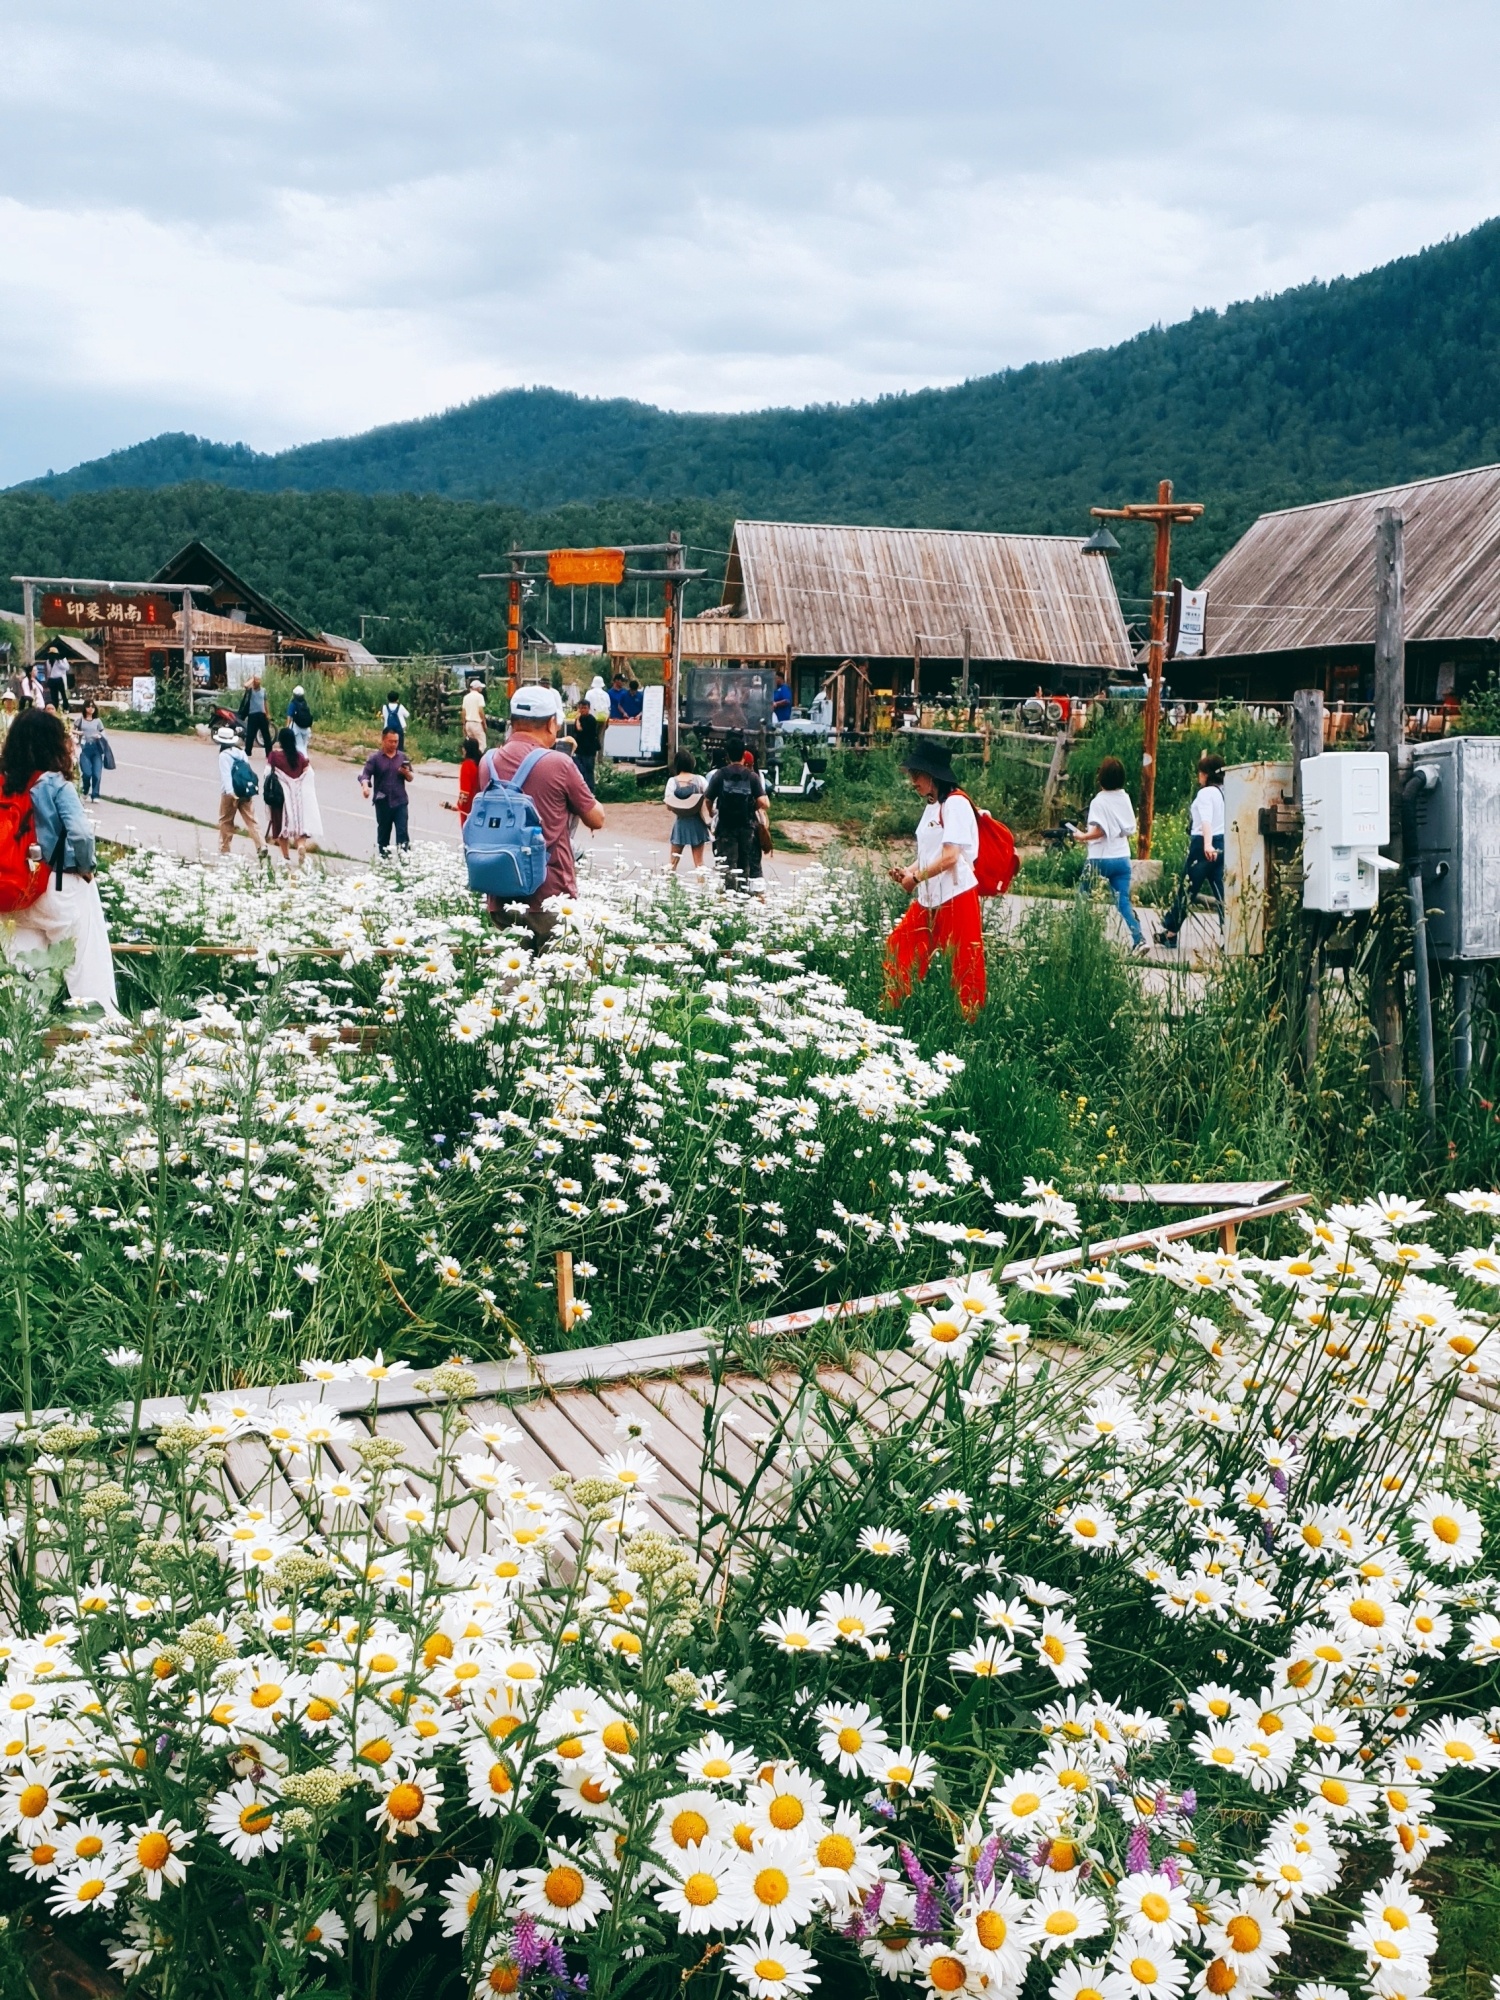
1301, 751, 1390, 912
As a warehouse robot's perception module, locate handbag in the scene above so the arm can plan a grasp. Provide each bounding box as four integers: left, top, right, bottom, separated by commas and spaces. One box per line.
755, 808, 773, 855
100, 735, 116, 772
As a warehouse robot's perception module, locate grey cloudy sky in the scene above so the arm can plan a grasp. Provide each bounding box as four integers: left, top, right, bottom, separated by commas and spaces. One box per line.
4, 0, 1500, 483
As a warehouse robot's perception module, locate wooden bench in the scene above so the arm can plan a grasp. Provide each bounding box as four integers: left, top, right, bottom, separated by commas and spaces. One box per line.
1098, 1180, 1290, 1253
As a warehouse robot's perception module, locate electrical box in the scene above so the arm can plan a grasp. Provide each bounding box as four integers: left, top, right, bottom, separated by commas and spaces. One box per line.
1410, 737, 1500, 962
1301, 751, 1390, 912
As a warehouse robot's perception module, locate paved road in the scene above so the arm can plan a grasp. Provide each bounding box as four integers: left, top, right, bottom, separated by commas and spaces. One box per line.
84, 730, 835, 886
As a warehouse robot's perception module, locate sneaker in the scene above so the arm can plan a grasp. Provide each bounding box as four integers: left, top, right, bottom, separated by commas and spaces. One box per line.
1157, 931, 1178, 950
1131, 940, 1150, 956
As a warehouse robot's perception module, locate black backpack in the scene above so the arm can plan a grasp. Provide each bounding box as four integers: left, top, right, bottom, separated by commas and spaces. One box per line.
262, 767, 285, 812
713, 763, 758, 830
290, 697, 313, 729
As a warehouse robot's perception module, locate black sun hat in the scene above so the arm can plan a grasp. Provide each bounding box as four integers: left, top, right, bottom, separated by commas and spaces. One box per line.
899, 736, 960, 784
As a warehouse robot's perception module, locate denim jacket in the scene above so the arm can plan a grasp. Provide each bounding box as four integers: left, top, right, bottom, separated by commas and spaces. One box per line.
30, 772, 97, 875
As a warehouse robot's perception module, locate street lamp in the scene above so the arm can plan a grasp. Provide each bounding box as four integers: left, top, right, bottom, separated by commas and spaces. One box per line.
358, 613, 390, 645
1081, 524, 1121, 556
1087, 479, 1203, 858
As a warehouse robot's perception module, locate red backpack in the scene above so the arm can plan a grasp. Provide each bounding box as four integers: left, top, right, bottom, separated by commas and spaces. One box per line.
949, 791, 1018, 897
0, 784, 59, 915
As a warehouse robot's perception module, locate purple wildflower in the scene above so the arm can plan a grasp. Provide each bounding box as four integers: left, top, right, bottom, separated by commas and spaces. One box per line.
1126, 1822, 1151, 1874
512, 1915, 547, 1972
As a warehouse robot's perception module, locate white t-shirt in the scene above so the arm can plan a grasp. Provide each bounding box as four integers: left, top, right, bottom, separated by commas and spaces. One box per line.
461, 689, 487, 733
1190, 783, 1226, 849
1086, 789, 1136, 861
915, 793, 979, 907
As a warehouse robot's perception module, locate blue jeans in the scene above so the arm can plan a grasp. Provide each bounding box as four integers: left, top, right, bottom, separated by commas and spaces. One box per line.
1080, 853, 1144, 947
78, 742, 105, 799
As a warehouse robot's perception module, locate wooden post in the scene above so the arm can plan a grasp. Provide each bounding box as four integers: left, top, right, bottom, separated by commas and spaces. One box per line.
1291, 689, 1324, 806
505, 564, 522, 697
180, 588, 194, 715
664, 529, 681, 760
1372, 509, 1407, 839
21, 581, 34, 670
1041, 727, 1070, 817
1370, 508, 1406, 1111
555, 1250, 575, 1331
1138, 480, 1175, 858
1292, 689, 1327, 1084
911, 636, 921, 706
960, 624, 971, 707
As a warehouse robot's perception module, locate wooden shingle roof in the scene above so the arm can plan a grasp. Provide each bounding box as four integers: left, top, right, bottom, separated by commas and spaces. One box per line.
1200, 462, 1500, 657
720, 520, 1133, 670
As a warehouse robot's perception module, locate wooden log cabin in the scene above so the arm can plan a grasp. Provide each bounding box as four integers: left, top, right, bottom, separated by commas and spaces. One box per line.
71, 540, 356, 696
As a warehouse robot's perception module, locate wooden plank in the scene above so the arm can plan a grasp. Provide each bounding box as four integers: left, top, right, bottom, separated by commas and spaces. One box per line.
533, 1387, 702, 1541
1100, 1180, 1289, 1206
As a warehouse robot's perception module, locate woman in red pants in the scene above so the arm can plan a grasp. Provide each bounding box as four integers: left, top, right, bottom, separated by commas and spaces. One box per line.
883, 738, 986, 1017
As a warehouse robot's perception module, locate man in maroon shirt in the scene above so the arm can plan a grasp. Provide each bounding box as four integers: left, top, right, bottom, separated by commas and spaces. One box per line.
479, 685, 604, 942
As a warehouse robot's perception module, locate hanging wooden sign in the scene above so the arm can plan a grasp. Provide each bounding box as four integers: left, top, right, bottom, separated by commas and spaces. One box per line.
547, 548, 625, 588
40, 591, 174, 630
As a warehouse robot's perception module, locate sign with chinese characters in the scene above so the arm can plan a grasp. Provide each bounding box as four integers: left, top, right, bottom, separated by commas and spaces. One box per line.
546, 548, 626, 588
1169, 585, 1208, 660
40, 591, 174, 630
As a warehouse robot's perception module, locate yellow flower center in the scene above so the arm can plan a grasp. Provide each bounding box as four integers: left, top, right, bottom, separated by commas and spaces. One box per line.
753, 1867, 790, 1906
544, 1866, 585, 1909
818, 1833, 856, 1871
672, 1809, 710, 1848
682, 1871, 719, 1908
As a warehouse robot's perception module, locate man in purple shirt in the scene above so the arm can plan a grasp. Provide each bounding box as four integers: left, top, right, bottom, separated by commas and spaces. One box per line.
359, 728, 415, 855
479, 685, 603, 941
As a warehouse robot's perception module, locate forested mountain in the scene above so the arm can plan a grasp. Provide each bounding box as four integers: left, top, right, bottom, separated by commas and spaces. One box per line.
9, 216, 1500, 648
0, 489, 737, 655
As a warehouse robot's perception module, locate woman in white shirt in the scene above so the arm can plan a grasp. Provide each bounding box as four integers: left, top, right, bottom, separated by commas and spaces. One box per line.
883, 739, 986, 1016
1076, 755, 1146, 950
1159, 752, 1226, 949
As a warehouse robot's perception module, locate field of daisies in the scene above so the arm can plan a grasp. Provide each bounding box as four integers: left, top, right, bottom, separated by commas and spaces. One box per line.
0, 842, 1494, 2000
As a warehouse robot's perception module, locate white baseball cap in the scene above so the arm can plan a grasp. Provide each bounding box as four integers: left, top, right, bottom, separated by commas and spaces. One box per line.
469, 677, 483, 689
508, 685, 563, 721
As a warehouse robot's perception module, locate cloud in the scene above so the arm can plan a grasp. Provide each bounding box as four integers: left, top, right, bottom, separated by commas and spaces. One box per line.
3, 0, 1500, 482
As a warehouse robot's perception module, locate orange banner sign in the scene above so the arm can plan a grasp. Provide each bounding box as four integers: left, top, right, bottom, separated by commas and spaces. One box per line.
547, 548, 625, 588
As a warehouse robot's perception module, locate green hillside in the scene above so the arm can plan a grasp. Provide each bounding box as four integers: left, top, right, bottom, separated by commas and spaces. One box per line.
9, 216, 1500, 646
0, 489, 738, 656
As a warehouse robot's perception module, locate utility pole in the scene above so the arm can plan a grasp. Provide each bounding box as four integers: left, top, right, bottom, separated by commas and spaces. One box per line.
1089, 480, 1204, 857
1369, 507, 1407, 1112
358, 613, 390, 646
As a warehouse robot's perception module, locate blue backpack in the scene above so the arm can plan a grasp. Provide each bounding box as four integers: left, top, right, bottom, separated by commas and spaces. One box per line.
462, 748, 550, 898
